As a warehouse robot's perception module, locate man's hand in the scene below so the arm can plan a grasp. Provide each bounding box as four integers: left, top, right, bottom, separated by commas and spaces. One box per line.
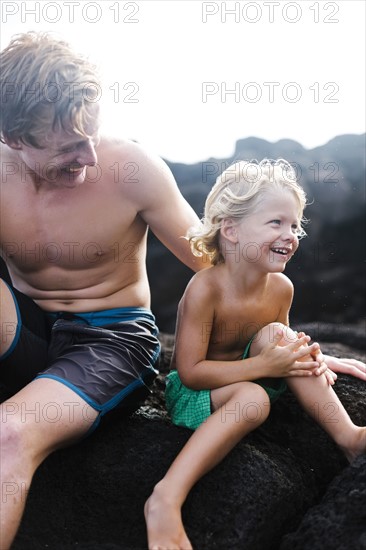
323, 355, 366, 381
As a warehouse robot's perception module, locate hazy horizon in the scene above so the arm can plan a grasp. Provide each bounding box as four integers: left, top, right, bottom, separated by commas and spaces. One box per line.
1, 0, 365, 163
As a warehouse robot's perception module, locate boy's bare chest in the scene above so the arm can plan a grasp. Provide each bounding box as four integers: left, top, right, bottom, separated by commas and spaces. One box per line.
210, 298, 280, 352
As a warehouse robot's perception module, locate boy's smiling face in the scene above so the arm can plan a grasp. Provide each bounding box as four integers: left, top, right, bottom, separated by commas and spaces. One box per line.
233, 190, 302, 270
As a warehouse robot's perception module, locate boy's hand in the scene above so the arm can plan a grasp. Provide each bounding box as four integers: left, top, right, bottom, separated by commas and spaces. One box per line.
260, 331, 322, 378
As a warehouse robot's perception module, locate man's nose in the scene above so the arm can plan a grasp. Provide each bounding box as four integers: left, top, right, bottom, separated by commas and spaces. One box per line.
76, 139, 97, 166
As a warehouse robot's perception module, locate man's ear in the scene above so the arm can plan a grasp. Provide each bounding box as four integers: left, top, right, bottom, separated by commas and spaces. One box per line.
220, 218, 238, 243
2, 136, 22, 150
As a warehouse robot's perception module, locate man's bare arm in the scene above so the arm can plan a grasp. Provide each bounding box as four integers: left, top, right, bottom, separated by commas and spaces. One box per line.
123, 141, 209, 272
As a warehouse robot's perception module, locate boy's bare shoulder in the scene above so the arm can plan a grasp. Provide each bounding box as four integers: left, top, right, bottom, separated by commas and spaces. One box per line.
182, 266, 218, 302
269, 272, 294, 298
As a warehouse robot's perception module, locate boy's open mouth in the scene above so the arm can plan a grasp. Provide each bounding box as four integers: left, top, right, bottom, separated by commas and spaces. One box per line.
270, 247, 291, 256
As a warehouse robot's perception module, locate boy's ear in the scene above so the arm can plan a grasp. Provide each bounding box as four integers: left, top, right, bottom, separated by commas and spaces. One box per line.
220, 218, 238, 243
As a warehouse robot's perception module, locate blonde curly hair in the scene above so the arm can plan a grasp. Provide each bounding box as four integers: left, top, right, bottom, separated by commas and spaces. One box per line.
188, 159, 308, 265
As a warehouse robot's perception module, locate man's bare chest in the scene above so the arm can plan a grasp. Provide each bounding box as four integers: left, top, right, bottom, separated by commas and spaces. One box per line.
0, 183, 143, 270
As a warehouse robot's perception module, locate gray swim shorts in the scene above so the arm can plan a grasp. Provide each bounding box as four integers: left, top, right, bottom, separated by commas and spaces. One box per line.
37, 310, 161, 422
0, 280, 160, 431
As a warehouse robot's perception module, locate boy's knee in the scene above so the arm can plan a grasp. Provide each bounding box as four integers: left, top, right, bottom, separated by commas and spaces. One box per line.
251, 322, 290, 353
263, 322, 298, 346
227, 383, 270, 426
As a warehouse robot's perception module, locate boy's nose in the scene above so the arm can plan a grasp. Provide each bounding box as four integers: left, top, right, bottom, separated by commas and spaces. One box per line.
281, 229, 297, 245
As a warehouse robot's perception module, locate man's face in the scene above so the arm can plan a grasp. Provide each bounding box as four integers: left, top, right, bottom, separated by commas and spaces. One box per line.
16, 109, 100, 188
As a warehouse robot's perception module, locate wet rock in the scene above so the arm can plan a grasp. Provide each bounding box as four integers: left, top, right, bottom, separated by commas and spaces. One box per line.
10, 330, 366, 550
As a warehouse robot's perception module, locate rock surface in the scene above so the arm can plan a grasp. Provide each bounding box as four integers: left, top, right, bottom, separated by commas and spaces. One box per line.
9, 330, 366, 550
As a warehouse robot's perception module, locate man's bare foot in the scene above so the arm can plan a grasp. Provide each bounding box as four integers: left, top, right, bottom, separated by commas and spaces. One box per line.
144, 487, 193, 550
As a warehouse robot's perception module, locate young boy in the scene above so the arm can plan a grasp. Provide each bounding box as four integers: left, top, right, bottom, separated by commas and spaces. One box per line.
145, 159, 366, 550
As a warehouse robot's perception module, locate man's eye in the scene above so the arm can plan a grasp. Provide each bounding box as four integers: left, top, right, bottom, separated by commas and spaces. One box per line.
92, 135, 101, 147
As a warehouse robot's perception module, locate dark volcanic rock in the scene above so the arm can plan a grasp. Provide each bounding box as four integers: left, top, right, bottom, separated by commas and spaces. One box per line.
9, 330, 366, 550
280, 454, 366, 550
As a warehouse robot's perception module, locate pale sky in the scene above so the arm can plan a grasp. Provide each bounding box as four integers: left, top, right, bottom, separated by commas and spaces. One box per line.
1, 0, 365, 163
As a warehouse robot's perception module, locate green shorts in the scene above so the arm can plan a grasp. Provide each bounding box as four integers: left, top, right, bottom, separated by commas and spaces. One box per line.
165, 340, 287, 431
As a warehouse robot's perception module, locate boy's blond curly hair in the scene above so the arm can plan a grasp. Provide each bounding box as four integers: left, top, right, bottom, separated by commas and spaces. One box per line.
188, 159, 308, 265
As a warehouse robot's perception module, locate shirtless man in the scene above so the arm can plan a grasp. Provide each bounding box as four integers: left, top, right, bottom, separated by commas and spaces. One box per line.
0, 32, 204, 548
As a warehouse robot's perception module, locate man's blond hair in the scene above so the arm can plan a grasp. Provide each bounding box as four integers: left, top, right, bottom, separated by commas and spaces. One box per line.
0, 32, 101, 148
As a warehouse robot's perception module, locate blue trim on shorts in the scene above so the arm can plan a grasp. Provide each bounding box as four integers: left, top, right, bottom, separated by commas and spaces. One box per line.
46, 307, 157, 328
0, 281, 22, 360
36, 371, 156, 434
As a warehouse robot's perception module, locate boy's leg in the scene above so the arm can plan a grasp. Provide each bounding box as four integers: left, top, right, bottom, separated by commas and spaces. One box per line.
0, 377, 98, 549
250, 322, 365, 461
145, 381, 270, 550
249, 322, 298, 356
286, 374, 366, 462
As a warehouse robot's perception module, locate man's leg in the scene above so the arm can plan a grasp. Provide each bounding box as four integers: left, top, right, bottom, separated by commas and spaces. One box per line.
0, 279, 17, 357
0, 378, 98, 549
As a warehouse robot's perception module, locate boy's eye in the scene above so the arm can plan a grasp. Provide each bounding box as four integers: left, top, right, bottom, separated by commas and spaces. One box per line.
271, 220, 281, 225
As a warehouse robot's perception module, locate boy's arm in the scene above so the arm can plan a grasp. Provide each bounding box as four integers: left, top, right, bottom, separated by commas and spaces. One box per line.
174, 274, 318, 390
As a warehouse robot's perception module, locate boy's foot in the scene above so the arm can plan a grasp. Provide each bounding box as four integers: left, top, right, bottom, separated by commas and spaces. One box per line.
342, 427, 366, 463
144, 490, 193, 550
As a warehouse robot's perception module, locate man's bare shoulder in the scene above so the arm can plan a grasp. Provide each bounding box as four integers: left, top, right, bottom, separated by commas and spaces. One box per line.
97, 135, 141, 156
97, 136, 168, 173
97, 136, 176, 199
